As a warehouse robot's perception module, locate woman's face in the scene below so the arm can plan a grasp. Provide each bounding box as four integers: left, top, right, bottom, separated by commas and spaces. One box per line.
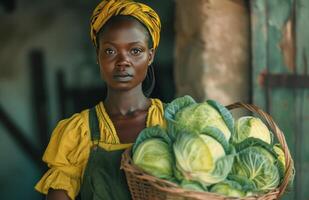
97, 19, 155, 92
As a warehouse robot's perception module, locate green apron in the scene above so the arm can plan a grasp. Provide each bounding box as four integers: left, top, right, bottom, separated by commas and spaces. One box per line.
79, 107, 132, 200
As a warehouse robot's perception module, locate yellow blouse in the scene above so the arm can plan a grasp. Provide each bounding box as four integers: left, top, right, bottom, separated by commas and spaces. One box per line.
35, 98, 166, 200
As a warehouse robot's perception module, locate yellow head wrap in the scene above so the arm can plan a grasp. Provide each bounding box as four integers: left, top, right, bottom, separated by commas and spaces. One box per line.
90, 0, 161, 49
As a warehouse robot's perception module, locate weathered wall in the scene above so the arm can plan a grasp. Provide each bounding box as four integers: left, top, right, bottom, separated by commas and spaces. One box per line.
174, 0, 250, 105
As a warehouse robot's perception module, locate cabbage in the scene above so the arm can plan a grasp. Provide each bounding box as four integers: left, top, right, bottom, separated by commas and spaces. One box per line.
173, 127, 235, 186
233, 116, 272, 144
230, 138, 281, 192
133, 139, 172, 179
273, 143, 294, 190
132, 126, 173, 179
273, 144, 285, 168
174, 103, 232, 140
210, 180, 245, 197
232, 149, 280, 192
165, 96, 234, 142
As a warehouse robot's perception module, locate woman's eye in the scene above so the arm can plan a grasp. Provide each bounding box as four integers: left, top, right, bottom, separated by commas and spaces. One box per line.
131, 48, 142, 55
105, 48, 115, 55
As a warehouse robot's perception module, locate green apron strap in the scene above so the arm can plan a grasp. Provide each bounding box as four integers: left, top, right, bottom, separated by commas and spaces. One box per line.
89, 107, 100, 142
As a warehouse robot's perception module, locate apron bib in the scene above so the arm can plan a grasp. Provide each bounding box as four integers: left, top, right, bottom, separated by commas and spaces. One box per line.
80, 107, 132, 200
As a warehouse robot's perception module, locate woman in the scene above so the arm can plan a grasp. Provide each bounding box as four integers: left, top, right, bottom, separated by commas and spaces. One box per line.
35, 0, 165, 199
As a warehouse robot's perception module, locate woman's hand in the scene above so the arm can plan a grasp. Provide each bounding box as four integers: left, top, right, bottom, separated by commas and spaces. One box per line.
46, 189, 71, 200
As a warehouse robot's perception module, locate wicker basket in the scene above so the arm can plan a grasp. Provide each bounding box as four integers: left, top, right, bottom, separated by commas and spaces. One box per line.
121, 102, 295, 200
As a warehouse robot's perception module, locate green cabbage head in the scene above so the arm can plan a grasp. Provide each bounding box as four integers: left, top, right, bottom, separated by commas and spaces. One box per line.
132, 126, 173, 179
233, 116, 272, 144
173, 127, 235, 186
273, 143, 295, 190
231, 138, 281, 193
165, 95, 234, 142
273, 144, 285, 168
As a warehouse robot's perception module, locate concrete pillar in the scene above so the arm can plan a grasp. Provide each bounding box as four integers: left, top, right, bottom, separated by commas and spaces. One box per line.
174, 0, 250, 105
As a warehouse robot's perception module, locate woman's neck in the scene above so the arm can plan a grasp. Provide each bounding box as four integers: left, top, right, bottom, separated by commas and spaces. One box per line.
103, 85, 150, 116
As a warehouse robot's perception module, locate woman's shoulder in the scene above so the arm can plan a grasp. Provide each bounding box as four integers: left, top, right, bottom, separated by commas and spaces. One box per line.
42, 107, 93, 164
46, 108, 92, 150
54, 109, 90, 135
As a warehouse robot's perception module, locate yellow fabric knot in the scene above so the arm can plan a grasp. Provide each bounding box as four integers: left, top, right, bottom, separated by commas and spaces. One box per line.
90, 0, 161, 49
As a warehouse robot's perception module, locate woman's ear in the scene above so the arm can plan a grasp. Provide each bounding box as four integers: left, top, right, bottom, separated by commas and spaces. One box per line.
148, 48, 156, 66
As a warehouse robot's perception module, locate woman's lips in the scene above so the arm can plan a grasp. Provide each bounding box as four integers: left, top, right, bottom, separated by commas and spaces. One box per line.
113, 74, 133, 82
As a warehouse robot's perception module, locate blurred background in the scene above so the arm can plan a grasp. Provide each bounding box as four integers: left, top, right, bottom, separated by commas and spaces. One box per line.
0, 0, 308, 199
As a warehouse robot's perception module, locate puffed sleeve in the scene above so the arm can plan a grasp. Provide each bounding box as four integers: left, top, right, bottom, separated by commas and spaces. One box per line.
35, 110, 91, 200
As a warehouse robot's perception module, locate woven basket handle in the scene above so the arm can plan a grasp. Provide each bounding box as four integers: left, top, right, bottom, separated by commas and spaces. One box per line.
226, 102, 295, 198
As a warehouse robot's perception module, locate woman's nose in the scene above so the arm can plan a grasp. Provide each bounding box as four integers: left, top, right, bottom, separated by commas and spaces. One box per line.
116, 52, 130, 67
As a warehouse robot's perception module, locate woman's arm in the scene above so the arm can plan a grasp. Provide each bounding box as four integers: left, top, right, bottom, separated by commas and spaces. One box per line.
46, 189, 71, 200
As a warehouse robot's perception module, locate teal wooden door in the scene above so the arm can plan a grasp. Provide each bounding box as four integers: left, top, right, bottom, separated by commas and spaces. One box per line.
251, 0, 309, 199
